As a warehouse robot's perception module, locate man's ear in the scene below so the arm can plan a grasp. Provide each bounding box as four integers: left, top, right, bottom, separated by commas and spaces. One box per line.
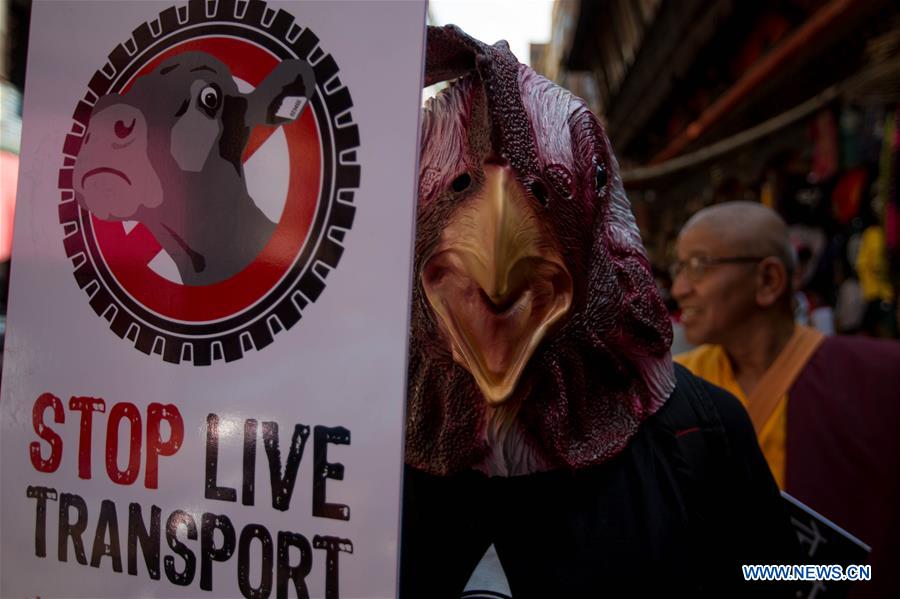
245, 59, 316, 127
756, 257, 789, 307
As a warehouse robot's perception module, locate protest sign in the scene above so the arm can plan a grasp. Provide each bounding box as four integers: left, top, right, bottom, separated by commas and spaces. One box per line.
783, 492, 871, 598
0, 1, 426, 597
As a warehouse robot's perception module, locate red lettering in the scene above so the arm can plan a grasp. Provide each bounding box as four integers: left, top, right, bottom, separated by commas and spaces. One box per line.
105, 402, 142, 485
69, 397, 105, 479
145, 403, 184, 489
30, 393, 65, 472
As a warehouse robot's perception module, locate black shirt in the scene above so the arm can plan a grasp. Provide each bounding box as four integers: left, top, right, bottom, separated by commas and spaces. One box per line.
401, 366, 799, 598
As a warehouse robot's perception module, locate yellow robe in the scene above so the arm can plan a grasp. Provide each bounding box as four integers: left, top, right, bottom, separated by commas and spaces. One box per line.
675, 345, 787, 488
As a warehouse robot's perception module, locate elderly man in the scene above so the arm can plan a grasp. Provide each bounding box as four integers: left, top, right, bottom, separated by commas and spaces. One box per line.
673, 201, 900, 598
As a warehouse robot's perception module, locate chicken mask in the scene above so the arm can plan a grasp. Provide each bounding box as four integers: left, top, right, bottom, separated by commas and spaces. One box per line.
407, 26, 675, 476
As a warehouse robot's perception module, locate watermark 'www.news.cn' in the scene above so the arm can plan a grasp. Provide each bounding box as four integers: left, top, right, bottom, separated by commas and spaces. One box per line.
742, 565, 872, 582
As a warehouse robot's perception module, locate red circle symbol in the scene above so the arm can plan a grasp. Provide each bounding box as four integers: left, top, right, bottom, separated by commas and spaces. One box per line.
91, 37, 322, 322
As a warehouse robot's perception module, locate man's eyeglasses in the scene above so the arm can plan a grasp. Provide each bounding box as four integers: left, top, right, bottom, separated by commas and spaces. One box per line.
669, 255, 765, 281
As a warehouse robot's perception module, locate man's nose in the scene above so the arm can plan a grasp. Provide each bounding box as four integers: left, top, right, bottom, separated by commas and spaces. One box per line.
671, 270, 692, 303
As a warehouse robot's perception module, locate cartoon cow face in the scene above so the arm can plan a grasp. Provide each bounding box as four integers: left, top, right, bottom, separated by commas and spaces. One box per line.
72, 52, 316, 285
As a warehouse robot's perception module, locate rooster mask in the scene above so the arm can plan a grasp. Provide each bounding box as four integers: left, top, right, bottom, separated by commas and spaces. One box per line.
406, 26, 675, 477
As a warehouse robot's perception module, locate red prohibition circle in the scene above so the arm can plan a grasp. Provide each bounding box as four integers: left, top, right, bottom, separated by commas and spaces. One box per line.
90, 37, 322, 323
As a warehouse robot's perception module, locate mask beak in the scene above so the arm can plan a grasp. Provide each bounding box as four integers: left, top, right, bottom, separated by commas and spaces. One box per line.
422, 164, 573, 404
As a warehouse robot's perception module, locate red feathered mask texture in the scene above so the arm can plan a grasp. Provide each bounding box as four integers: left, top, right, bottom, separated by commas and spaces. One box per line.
407, 26, 674, 476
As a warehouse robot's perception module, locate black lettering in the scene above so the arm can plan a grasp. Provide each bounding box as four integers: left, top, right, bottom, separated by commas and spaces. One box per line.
26, 485, 58, 558
205, 414, 237, 502
90, 499, 123, 571
128, 502, 161, 579
243, 419, 257, 506
238, 524, 274, 599
200, 512, 236, 591
164, 509, 197, 586
58, 493, 89, 564
313, 426, 350, 520
277, 531, 313, 599
313, 535, 353, 599
263, 422, 310, 512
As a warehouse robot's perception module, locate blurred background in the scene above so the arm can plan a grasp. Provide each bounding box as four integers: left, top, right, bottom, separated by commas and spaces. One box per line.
430, 0, 900, 348
0, 0, 27, 372
2, 0, 899, 363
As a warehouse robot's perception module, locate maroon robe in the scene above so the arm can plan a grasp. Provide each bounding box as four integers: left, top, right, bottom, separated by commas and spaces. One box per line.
787, 335, 900, 598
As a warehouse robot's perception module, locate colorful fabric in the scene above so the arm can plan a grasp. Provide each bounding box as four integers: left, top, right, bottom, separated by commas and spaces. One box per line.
809, 109, 839, 184
830, 167, 866, 225
877, 110, 897, 249
856, 226, 893, 302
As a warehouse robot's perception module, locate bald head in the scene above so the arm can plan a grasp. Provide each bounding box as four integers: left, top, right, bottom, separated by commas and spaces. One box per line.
682, 201, 795, 282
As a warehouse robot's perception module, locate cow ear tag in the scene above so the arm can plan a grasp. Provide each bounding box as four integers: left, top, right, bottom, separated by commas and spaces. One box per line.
275, 96, 308, 121
245, 59, 317, 126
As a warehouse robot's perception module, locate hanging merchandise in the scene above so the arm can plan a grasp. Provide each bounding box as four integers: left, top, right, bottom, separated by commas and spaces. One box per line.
760, 168, 777, 209
890, 107, 900, 286
876, 110, 897, 245
839, 106, 862, 170
835, 277, 865, 333
860, 105, 885, 165
809, 109, 839, 184
831, 167, 868, 225
877, 107, 900, 289
790, 225, 827, 290
856, 225, 894, 303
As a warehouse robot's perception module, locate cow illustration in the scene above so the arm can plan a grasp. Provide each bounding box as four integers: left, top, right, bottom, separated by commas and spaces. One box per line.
72, 51, 316, 285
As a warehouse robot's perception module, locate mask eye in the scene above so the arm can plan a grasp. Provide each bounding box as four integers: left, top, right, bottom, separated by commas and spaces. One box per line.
451, 172, 471, 193
530, 180, 549, 207
198, 84, 221, 116
595, 163, 608, 193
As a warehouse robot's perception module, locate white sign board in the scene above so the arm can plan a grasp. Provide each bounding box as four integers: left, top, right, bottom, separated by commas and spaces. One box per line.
0, 1, 426, 597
